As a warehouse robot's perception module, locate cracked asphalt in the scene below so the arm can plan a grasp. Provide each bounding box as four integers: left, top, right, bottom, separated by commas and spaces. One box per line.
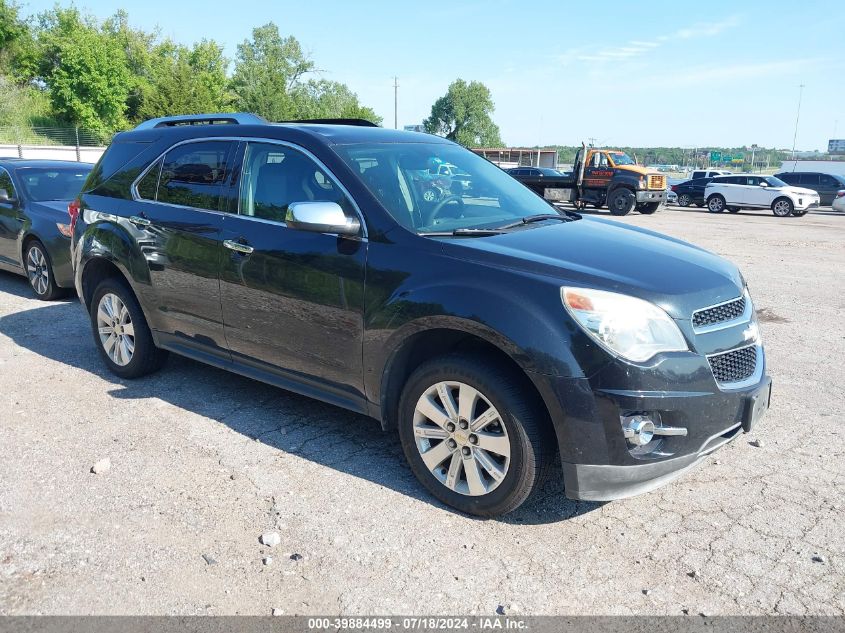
0, 205, 843, 616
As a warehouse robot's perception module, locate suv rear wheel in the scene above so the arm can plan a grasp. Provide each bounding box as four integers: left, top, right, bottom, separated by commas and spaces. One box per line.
772, 197, 794, 217
90, 278, 168, 378
397, 355, 553, 517
707, 195, 726, 213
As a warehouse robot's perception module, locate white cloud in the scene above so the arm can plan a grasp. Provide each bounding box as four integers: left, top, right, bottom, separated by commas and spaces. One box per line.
573, 16, 742, 65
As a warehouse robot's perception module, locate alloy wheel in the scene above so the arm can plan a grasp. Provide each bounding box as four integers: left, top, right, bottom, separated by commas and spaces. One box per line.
678, 194, 691, 207
412, 381, 511, 496
26, 245, 50, 296
708, 197, 724, 213
96, 293, 136, 366
773, 200, 792, 217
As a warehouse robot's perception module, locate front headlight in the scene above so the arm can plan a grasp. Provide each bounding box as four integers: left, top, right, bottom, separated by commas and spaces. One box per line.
561, 287, 688, 362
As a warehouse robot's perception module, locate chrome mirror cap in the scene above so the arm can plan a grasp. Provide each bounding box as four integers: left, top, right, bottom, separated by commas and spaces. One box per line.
286, 201, 360, 236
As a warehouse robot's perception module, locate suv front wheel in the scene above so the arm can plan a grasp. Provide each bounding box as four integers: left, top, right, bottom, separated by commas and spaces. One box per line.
772, 197, 794, 217
90, 278, 168, 378
398, 354, 554, 517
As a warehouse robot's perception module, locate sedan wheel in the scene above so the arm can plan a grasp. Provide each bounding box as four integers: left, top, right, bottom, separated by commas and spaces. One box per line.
26, 244, 50, 296
678, 193, 692, 207
25, 241, 61, 300
413, 381, 510, 497
96, 292, 136, 367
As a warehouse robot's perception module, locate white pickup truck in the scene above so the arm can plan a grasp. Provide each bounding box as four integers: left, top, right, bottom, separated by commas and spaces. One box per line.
705, 174, 820, 217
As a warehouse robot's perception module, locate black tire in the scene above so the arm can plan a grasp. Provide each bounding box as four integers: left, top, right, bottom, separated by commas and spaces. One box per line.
608, 188, 636, 216
24, 240, 63, 301
771, 197, 794, 217
397, 354, 555, 517
89, 277, 168, 379
677, 193, 692, 207
707, 195, 726, 213
695, 201, 705, 207
728, 207, 740, 213
637, 202, 660, 214
791, 208, 808, 217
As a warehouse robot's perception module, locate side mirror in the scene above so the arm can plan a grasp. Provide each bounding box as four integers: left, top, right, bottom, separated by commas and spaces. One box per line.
286, 201, 361, 236
0, 188, 15, 202
759, 181, 768, 187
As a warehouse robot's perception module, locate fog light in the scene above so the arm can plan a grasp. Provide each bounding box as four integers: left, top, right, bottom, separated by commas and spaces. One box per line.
622, 415, 655, 446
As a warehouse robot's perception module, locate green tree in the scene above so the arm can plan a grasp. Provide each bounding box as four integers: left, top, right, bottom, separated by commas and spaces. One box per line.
230, 23, 314, 121
0, 0, 37, 83
36, 7, 132, 132
424, 79, 502, 148
292, 79, 381, 123
102, 9, 157, 122
139, 39, 231, 119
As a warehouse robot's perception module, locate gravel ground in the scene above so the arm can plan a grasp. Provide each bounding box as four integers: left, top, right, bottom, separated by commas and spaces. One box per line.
0, 205, 843, 616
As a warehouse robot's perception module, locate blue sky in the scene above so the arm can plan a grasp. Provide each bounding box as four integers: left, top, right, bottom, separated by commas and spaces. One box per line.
17, 0, 845, 149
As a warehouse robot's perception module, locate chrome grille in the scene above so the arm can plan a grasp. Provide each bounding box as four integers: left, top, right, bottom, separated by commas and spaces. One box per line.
693, 296, 746, 329
707, 345, 757, 384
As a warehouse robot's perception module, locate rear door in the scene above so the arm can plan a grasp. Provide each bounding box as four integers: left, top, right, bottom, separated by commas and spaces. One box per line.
817, 174, 840, 205
129, 139, 235, 352
0, 167, 24, 268
218, 140, 368, 409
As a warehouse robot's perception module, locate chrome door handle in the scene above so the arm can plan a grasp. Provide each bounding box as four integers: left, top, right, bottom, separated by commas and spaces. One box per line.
223, 239, 254, 255
129, 215, 151, 228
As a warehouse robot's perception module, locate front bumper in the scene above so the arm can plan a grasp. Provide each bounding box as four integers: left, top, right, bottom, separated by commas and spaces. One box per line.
636, 190, 667, 203
561, 373, 771, 500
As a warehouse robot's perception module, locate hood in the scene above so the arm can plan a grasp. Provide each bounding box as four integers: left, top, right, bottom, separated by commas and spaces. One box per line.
616, 164, 656, 176
783, 186, 818, 197
439, 217, 744, 319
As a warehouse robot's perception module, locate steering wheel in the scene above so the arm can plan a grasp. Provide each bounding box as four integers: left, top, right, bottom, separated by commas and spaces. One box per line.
426, 195, 465, 226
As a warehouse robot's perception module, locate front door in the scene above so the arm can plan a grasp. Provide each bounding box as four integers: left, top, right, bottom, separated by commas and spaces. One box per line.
583, 151, 614, 191
0, 167, 24, 268
219, 141, 368, 409
128, 139, 236, 351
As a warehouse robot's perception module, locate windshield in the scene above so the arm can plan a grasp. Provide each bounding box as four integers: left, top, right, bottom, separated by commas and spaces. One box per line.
608, 152, 635, 166
18, 166, 92, 201
334, 142, 568, 234
763, 176, 788, 187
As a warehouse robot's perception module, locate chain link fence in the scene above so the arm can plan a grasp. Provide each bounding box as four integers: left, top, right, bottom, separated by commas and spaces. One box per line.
0, 126, 113, 147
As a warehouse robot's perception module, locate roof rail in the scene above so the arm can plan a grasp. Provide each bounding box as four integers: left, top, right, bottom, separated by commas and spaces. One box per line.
276, 118, 379, 127
133, 112, 268, 130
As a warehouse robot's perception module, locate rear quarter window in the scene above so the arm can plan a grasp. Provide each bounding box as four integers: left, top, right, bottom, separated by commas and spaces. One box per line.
84, 141, 154, 198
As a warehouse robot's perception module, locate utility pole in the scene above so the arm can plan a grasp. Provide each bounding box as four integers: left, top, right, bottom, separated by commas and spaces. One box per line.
791, 83, 804, 160
587, 137, 597, 147
393, 76, 399, 130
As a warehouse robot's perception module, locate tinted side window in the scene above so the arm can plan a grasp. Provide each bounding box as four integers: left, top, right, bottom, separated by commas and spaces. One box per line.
239, 142, 353, 223
0, 168, 16, 199
819, 174, 839, 188
136, 158, 162, 200
798, 173, 819, 186
158, 141, 234, 210
779, 173, 799, 184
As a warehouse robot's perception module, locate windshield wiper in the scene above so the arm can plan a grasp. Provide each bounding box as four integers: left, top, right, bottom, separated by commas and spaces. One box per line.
421, 227, 507, 237
494, 214, 572, 230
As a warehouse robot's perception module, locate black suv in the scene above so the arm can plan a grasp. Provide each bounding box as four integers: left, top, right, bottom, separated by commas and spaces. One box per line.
71, 113, 771, 516
774, 171, 845, 206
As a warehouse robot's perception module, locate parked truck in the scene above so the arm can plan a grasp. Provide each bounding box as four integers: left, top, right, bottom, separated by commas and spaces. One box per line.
508, 144, 668, 215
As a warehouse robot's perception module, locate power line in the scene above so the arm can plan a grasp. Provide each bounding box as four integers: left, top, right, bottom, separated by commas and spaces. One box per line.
791, 83, 804, 160
393, 76, 399, 130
